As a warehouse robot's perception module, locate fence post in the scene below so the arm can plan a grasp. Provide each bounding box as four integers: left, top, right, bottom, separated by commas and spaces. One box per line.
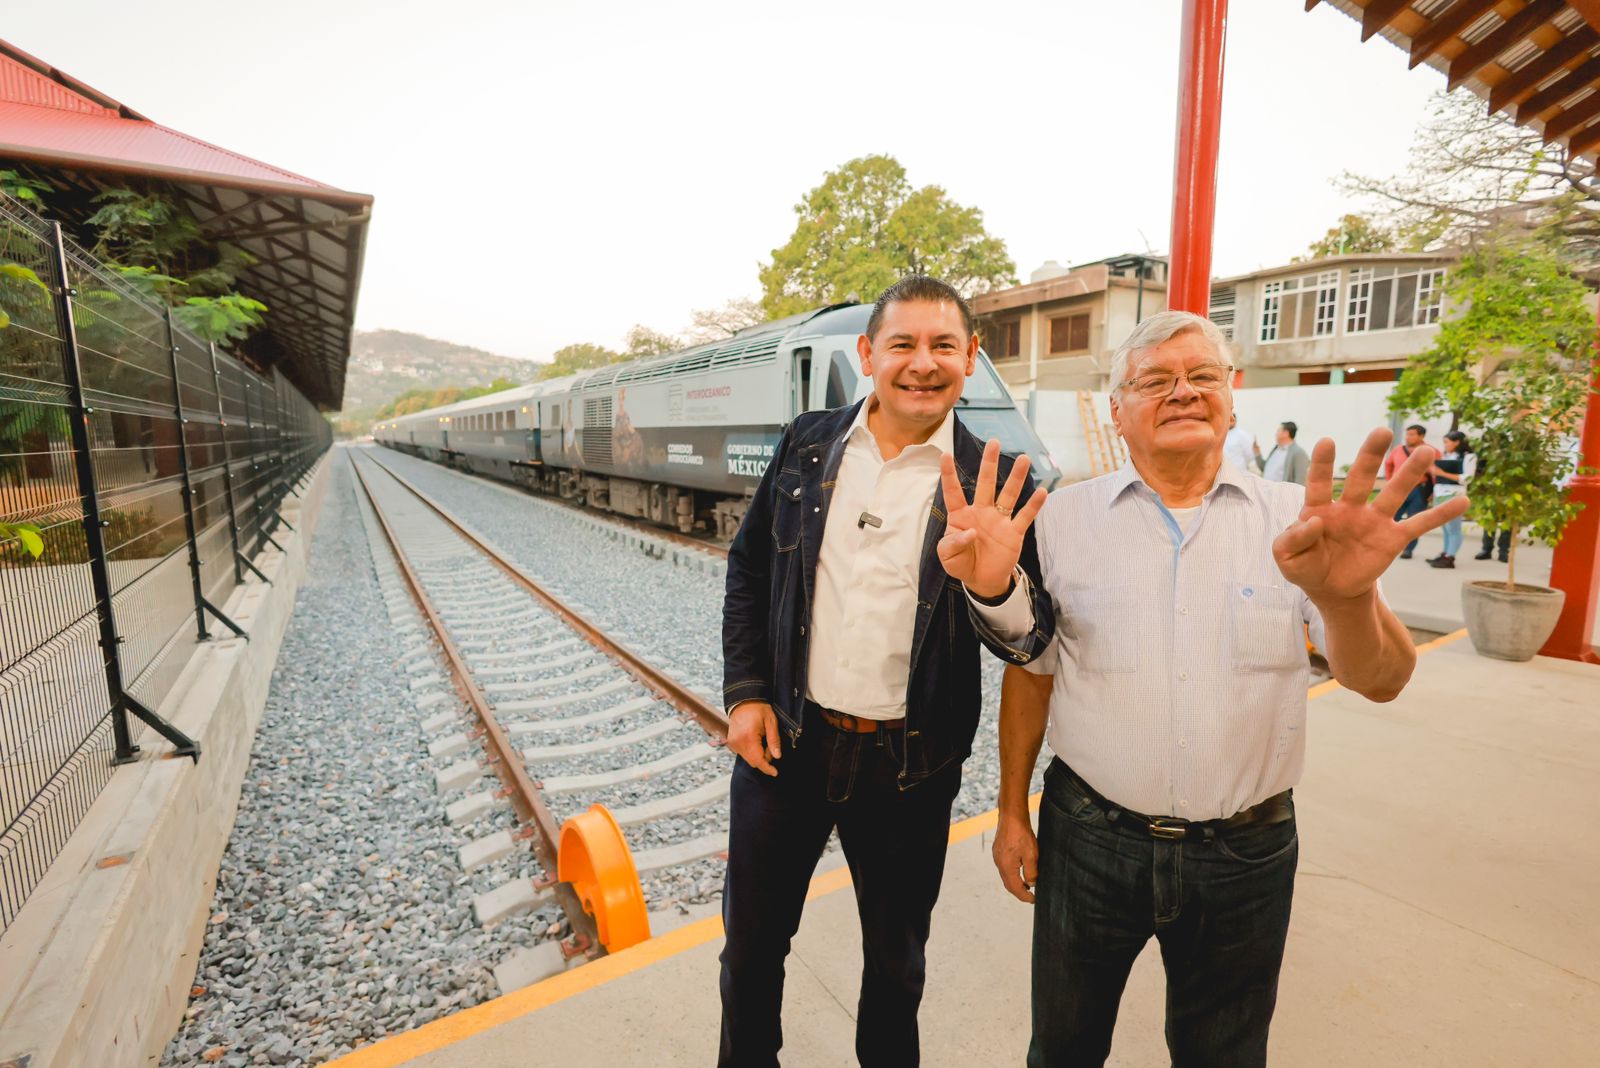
166, 312, 246, 642
209, 344, 268, 585
49, 222, 199, 765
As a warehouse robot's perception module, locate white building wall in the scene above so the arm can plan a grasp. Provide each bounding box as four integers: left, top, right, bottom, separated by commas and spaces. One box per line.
1030, 382, 1454, 484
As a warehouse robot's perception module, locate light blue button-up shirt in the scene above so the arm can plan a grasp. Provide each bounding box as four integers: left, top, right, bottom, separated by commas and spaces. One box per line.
1025, 459, 1326, 819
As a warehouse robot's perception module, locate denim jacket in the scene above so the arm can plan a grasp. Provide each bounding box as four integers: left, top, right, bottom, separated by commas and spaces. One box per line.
721, 401, 1056, 788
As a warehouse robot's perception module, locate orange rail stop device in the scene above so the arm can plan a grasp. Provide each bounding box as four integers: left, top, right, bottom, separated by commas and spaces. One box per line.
558, 804, 650, 953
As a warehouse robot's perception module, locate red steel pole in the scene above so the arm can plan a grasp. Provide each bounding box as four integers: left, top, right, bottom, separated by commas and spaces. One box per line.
1540, 335, 1600, 662
1168, 0, 1229, 314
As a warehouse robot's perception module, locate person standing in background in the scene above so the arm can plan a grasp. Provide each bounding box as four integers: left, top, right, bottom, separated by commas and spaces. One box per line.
1428, 430, 1474, 569
1383, 424, 1433, 559
1254, 421, 1309, 485
1223, 411, 1256, 474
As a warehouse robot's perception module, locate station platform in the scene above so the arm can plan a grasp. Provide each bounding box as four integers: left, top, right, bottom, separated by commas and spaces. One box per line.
322, 526, 1600, 1068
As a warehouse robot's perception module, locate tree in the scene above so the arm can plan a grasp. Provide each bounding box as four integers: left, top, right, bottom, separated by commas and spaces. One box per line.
1341, 89, 1600, 262
539, 342, 624, 381
623, 325, 681, 358
1388, 226, 1595, 588
685, 297, 766, 343
1295, 213, 1398, 261
758, 155, 1016, 318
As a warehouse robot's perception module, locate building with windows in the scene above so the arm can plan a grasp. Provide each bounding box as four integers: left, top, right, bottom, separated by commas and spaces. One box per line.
974, 254, 1170, 394
975, 251, 1457, 397
1210, 253, 1455, 386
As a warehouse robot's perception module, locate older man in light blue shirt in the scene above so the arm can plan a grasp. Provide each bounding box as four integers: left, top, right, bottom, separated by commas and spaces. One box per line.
991, 311, 1465, 1067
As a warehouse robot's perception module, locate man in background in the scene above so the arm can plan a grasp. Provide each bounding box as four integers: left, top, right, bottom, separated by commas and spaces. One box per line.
1223, 411, 1256, 474
1383, 424, 1433, 559
1255, 421, 1309, 484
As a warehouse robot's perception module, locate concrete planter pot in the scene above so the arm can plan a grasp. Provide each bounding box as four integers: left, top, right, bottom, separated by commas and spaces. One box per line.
1461, 580, 1567, 662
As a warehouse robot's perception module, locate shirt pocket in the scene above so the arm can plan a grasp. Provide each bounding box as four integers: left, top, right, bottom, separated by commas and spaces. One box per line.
1065, 584, 1139, 674
772, 470, 804, 552
1227, 581, 1303, 672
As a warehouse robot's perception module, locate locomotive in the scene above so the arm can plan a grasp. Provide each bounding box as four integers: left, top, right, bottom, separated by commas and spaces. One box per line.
372, 303, 1060, 539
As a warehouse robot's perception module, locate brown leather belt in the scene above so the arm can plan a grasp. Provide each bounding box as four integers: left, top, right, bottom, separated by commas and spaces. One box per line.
818, 707, 905, 734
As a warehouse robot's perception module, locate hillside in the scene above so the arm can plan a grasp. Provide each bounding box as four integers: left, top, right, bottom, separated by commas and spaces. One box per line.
339, 329, 544, 418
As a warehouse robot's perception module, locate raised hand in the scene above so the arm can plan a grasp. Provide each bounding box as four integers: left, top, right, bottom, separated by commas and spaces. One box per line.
1274, 427, 1470, 604
937, 438, 1048, 599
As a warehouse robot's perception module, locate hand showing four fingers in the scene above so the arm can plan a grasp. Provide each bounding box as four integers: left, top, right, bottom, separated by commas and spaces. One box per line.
1273, 427, 1470, 605
937, 438, 1048, 599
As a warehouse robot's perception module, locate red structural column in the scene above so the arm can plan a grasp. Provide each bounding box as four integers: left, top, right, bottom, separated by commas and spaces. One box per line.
1168, 0, 1229, 314
1540, 335, 1600, 662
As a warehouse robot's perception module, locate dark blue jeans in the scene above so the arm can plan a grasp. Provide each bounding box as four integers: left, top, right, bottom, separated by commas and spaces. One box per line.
718, 718, 962, 1068
1029, 760, 1298, 1068
1395, 484, 1432, 554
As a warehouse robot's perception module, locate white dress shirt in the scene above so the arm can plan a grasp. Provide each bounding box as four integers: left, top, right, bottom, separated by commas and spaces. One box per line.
806, 400, 1030, 720
1261, 445, 1289, 482
1024, 459, 1326, 818
1223, 426, 1256, 475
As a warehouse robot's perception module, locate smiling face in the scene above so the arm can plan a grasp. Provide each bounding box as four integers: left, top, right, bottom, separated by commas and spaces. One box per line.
1110, 330, 1232, 464
856, 298, 976, 435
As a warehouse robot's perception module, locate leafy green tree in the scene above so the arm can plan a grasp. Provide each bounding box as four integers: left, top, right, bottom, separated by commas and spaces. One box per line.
1388, 227, 1595, 587
759, 155, 1015, 318
1296, 213, 1398, 261
539, 342, 624, 380
623, 325, 681, 358
83, 187, 269, 344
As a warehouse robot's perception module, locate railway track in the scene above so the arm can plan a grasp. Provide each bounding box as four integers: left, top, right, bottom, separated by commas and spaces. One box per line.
375, 443, 733, 562
348, 447, 732, 989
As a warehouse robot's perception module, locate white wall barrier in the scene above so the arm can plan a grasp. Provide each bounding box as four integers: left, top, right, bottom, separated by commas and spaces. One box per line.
1029, 382, 1455, 484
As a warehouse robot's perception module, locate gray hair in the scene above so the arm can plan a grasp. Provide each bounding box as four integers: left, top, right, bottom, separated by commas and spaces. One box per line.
1108, 310, 1230, 392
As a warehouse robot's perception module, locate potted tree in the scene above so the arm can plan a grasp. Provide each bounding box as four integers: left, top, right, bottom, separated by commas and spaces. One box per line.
1390, 227, 1595, 660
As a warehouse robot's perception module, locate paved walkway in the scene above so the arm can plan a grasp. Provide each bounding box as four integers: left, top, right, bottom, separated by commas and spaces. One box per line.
328, 584, 1600, 1066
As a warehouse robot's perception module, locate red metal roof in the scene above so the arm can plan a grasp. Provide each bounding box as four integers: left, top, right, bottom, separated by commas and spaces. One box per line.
0, 43, 366, 206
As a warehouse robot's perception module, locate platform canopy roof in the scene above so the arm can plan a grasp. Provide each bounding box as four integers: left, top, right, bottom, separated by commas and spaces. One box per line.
1316, 1, 1600, 162
0, 38, 371, 410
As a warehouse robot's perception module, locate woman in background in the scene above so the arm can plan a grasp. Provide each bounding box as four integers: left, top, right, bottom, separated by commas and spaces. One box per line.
1428, 430, 1475, 569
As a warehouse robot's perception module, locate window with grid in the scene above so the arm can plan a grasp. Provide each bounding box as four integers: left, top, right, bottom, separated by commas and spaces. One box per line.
1048, 313, 1090, 354
1259, 271, 1339, 342
1346, 266, 1446, 332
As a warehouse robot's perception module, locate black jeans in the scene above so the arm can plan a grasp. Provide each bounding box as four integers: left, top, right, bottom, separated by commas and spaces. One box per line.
718, 717, 962, 1067
1029, 760, 1298, 1068
1482, 528, 1511, 558
1395, 484, 1432, 554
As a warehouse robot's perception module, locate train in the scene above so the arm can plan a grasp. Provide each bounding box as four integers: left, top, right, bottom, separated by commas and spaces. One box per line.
371, 303, 1060, 539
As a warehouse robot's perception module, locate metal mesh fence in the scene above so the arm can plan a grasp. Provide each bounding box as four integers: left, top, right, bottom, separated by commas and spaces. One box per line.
0, 194, 332, 933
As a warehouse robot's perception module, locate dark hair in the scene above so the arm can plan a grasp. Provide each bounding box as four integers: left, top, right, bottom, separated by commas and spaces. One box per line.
1280, 421, 1298, 440
866, 275, 974, 340
1406, 423, 1426, 436
1445, 429, 1470, 452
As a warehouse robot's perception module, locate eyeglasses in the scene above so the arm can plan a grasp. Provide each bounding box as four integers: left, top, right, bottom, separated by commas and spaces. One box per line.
1118, 363, 1235, 399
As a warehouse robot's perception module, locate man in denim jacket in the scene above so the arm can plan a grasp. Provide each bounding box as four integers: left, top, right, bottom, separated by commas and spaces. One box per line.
718, 276, 1054, 1066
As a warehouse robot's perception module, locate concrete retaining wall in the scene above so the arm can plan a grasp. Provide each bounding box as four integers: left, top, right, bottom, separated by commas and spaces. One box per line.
0, 455, 334, 1068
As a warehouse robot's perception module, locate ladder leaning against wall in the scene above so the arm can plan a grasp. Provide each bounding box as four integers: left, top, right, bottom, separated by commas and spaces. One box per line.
1078, 391, 1127, 477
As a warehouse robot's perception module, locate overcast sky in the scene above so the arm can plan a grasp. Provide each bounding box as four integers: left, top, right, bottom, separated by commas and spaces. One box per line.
10, 1, 1446, 366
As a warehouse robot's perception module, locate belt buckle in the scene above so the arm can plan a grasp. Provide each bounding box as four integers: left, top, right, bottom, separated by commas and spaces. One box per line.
1148, 818, 1189, 841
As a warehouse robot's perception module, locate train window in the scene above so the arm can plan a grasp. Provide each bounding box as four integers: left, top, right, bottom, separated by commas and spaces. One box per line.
792, 347, 812, 415
505, 409, 515, 428
824, 350, 857, 409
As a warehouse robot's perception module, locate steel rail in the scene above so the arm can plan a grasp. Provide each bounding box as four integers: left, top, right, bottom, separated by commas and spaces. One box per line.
361, 448, 732, 743
348, 454, 602, 958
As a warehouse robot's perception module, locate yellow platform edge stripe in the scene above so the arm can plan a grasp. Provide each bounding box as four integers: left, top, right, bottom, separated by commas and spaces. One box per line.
325, 627, 1467, 1067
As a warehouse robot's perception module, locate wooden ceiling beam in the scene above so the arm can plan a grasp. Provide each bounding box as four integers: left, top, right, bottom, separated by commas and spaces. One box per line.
1410, 0, 1504, 69
1489, 25, 1598, 110
1544, 82, 1600, 138
1362, 0, 1417, 42
1449, 0, 1567, 88
1517, 50, 1600, 117
1565, 114, 1600, 155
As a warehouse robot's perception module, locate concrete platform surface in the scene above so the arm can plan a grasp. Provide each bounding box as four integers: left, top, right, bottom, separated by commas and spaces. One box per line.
329, 632, 1600, 1068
